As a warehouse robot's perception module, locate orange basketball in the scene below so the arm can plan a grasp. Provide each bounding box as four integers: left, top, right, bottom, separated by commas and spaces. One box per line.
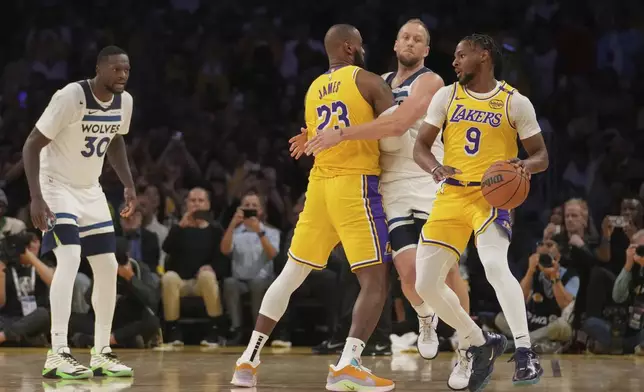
481, 161, 530, 210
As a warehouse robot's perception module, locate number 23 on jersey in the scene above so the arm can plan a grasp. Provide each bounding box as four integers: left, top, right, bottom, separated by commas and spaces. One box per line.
316, 101, 350, 132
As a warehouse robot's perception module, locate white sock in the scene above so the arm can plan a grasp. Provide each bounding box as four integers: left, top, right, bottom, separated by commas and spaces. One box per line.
336, 337, 365, 368
240, 331, 269, 364
412, 301, 434, 318
415, 245, 484, 350
87, 253, 118, 351
477, 225, 531, 349
51, 245, 82, 352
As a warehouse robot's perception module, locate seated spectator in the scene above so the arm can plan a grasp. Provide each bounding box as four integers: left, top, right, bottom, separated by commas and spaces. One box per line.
0, 232, 51, 346
496, 239, 579, 353
0, 189, 26, 239
221, 190, 280, 344
161, 187, 227, 347
138, 192, 169, 272
120, 205, 160, 278
583, 229, 644, 354
70, 237, 161, 348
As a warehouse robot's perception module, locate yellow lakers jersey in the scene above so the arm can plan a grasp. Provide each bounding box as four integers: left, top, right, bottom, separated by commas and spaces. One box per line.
305, 65, 379, 178
442, 81, 518, 182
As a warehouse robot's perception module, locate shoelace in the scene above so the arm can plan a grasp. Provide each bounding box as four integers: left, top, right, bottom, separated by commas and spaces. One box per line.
419, 316, 434, 342
508, 349, 535, 370
349, 358, 372, 374
60, 353, 83, 367
101, 352, 124, 365
456, 351, 471, 375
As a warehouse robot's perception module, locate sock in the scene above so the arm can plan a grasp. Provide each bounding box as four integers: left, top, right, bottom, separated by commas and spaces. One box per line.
336, 337, 365, 368
412, 301, 434, 318
51, 245, 82, 352
240, 331, 269, 364
477, 225, 531, 349
87, 253, 118, 352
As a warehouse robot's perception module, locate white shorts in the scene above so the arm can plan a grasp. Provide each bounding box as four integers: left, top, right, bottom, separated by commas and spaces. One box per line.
380, 177, 438, 256
40, 175, 115, 257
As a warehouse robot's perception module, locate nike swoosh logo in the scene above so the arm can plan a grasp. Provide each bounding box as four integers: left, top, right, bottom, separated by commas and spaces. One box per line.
88, 110, 98, 114
454, 97, 463, 100
489, 349, 494, 361
327, 342, 344, 349
375, 345, 388, 351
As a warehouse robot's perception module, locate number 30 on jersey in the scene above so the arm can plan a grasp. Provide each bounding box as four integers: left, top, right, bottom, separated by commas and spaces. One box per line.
82, 136, 111, 158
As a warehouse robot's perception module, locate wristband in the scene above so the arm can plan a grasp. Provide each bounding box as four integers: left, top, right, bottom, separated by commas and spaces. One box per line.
551, 277, 561, 284
258, 231, 266, 238
430, 165, 441, 174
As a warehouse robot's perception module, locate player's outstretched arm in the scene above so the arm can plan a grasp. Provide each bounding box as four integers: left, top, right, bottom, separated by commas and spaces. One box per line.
106, 135, 136, 217
344, 72, 444, 140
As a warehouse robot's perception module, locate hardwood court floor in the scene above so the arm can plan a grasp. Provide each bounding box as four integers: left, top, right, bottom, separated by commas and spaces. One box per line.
1, 346, 643, 391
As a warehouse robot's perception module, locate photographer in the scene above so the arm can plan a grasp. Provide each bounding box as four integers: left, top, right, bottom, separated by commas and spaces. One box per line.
161, 187, 228, 346
583, 230, 644, 354
221, 190, 280, 344
71, 237, 161, 348
0, 232, 51, 346
495, 239, 579, 353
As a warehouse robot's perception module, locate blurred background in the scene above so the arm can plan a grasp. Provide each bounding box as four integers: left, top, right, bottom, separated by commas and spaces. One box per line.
1, 0, 644, 357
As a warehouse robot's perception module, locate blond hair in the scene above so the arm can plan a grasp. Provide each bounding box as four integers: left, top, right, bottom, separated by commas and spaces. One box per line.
399, 18, 430, 45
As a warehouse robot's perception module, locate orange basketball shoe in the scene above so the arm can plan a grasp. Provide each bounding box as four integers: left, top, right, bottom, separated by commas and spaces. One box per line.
230, 361, 258, 388
325, 358, 395, 391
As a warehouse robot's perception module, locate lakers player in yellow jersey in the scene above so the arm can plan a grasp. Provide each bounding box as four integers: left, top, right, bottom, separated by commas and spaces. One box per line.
413, 34, 549, 391
232, 24, 396, 392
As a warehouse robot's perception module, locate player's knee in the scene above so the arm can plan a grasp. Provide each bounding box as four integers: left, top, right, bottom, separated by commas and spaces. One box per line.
355, 265, 388, 299
394, 249, 417, 286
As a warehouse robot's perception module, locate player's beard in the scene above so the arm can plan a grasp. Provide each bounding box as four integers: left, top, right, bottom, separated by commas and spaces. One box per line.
353, 50, 365, 68
458, 72, 475, 86
106, 83, 125, 95
398, 53, 421, 68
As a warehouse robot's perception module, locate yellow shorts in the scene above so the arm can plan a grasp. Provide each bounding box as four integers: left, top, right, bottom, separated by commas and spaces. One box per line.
420, 183, 512, 258
288, 174, 392, 271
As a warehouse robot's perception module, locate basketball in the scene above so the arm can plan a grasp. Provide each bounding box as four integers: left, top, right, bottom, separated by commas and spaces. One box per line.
481, 161, 530, 210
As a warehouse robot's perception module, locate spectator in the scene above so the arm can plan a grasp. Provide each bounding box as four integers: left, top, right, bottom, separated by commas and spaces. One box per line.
70, 238, 161, 348
0, 189, 26, 240
0, 232, 51, 346
583, 229, 644, 354
496, 238, 579, 353
120, 205, 160, 276
221, 190, 280, 344
137, 192, 169, 272
161, 187, 227, 347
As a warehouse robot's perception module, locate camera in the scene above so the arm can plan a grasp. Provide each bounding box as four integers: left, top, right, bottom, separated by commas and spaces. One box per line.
538, 253, 554, 268
0, 232, 32, 267
242, 209, 257, 218
636, 245, 644, 258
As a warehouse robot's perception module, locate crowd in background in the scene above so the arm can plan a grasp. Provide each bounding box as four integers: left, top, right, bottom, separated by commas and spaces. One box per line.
1, 0, 644, 355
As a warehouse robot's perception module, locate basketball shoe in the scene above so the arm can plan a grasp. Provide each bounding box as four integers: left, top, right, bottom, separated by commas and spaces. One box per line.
231, 360, 259, 387
90, 347, 133, 377
447, 349, 472, 391
417, 314, 439, 359
467, 332, 507, 392
509, 347, 543, 385
325, 358, 395, 391
42, 347, 93, 379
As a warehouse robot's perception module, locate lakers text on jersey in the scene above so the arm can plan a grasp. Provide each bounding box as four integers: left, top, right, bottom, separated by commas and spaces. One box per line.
288, 65, 391, 270
37, 80, 133, 257
421, 82, 516, 256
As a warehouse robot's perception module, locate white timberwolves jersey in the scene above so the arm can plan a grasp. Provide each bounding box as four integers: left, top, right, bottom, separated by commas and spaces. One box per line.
379, 68, 444, 183
36, 80, 133, 187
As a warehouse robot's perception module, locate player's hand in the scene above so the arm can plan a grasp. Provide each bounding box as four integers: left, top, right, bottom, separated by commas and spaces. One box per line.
244, 216, 261, 233
289, 127, 308, 160
430, 165, 462, 183
507, 158, 531, 180
121, 187, 137, 218
305, 128, 342, 156
30, 196, 55, 232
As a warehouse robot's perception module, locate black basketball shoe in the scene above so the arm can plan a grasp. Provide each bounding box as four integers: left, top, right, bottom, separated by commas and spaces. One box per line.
509, 347, 543, 385
467, 331, 508, 392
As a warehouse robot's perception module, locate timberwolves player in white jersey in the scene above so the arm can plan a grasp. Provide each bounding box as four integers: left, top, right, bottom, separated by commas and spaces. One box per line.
302, 20, 472, 390
22, 46, 135, 379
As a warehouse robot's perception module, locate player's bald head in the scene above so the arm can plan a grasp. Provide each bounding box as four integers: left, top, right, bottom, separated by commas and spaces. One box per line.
324, 24, 360, 54
324, 24, 365, 67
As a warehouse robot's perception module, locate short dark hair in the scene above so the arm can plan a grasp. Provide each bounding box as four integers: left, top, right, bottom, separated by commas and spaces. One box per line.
97, 45, 127, 65
461, 33, 501, 67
